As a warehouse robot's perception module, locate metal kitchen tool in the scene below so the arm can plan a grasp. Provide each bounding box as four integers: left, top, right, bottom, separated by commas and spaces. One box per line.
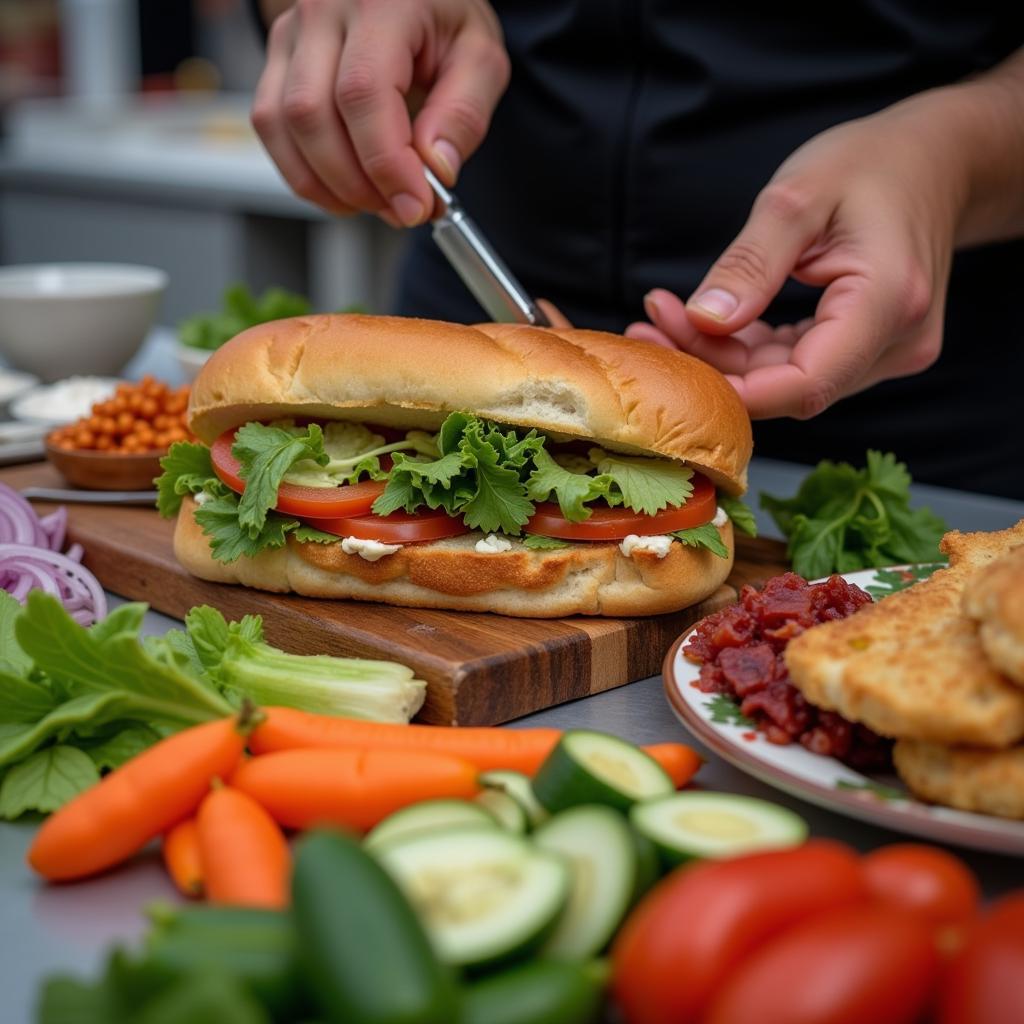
424, 167, 551, 327
20, 487, 159, 505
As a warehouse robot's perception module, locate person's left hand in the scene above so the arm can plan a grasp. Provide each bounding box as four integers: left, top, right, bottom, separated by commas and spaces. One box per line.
625, 90, 973, 419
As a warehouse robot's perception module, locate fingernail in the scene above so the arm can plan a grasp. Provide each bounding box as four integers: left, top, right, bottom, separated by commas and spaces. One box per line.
391, 192, 425, 227
432, 139, 461, 183
689, 288, 738, 321
643, 292, 661, 322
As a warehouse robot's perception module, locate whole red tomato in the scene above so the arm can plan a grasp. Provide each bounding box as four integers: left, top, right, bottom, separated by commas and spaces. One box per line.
939, 892, 1024, 1024
611, 840, 866, 1024
703, 903, 940, 1024
861, 844, 980, 938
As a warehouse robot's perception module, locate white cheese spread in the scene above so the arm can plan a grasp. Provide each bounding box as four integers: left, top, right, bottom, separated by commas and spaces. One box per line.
340, 536, 403, 562
194, 491, 210, 506
619, 534, 674, 559
712, 506, 729, 528
475, 533, 513, 554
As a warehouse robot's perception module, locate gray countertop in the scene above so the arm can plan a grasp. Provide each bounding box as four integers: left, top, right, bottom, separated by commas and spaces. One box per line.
2, 368, 1023, 1022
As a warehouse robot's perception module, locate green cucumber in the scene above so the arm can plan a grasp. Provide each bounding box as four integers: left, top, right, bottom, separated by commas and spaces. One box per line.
374, 825, 570, 969
460, 959, 608, 1024
480, 770, 549, 828
365, 799, 495, 850
293, 830, 457, 1024
533, 806, 637, 959
532, 731, 674, 813
630, 791, 809, 865
475, 788, 528, 833
630, 829, 662, 903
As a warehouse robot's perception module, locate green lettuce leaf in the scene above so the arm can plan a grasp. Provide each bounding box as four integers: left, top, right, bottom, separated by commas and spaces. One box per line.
232, 422, 328, 533
193, 493, 300, 563
156, 442, 218, 518
83, 725, 163, 772
522, 534, 571, 550
718, 495, 758, 537
671, 523, 730, 558
0, 745, 100, 818
526, 448, 612, 521
592, 449, 694, 516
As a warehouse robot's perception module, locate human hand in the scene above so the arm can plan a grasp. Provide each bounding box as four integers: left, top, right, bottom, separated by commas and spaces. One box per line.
251, 0, 510, 226
626, 91, 978, 419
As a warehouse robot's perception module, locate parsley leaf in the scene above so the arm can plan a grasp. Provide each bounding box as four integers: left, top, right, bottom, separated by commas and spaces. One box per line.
232, 422, 328, 534
718, 495, 758, 537
760, 450, 948, 578
193, 492, 298, 563
671, 523, 730, 558
522, 534, 571, 550
155, 442, 217, 518
0, 746, 99, 818
592, 449, 694, 516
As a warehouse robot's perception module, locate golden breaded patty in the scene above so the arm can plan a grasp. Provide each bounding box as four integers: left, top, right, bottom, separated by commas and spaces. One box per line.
963, 544, 1024, 688
894, 740, 1024, 820
783, 520, 1024, 748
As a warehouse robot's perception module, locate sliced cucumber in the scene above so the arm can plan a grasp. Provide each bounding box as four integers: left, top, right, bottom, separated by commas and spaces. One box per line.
630, 829, 662, 903
630, 791, 809, 865
365, 799, 495, 851
480, 770, 549, 828
533, 806, 637, 959
374, 825, 570, 969
532, 731, 674, 814
476, 788, 528, 834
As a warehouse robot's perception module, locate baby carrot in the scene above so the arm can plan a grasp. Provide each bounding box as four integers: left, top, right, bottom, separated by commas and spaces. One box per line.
645, 743, 703, 788
197, 786, 290, 909
250, 707, 563, 773
29, 717, 245, 882
162, 818, 204, 898
231, 748, 480, 831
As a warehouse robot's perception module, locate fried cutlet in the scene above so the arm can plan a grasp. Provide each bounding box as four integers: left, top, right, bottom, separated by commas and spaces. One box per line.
783, 520, 1024, 748
894, 740, 1024, 820
963, 544, 1024, 688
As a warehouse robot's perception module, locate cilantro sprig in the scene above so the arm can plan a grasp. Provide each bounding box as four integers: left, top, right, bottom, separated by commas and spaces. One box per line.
760, 450, 948, 579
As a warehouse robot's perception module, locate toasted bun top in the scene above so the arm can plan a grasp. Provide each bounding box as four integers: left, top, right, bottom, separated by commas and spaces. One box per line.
188, 314, 753, 493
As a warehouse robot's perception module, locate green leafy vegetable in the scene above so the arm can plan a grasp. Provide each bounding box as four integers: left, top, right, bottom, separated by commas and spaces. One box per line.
0, 745, 100, 818
177, 607, 426, 723
522, 534, 571, 550
178, 283, 310, 352
526, 448, 612, 520
718, 495, 758, 537
193, 493, 301, 563
0, 591, 31, 675
591, 449, 694, 517
232, 422, 328, 533
760, 450, 948, 579
84, 725, 163, 772
156, 442, 221, 518
671, 523, 730, 559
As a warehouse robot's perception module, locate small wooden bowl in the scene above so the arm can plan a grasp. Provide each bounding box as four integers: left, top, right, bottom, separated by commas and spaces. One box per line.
45, 441, 165, 491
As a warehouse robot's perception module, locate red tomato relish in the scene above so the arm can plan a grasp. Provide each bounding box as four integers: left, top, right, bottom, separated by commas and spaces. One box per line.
684, 572, 892, 770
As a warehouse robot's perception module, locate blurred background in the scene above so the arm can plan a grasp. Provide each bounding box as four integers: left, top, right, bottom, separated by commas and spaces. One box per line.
0, 0, 400, 322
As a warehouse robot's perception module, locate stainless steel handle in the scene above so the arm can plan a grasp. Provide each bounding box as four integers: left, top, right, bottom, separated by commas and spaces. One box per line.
20, 487, 159, 505
425, 168, 551, 327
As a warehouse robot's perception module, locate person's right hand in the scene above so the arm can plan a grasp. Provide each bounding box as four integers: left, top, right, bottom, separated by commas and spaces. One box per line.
251, 0, 510, 226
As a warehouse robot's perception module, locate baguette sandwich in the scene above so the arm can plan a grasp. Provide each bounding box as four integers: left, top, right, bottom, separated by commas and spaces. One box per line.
158, 314, 754, 617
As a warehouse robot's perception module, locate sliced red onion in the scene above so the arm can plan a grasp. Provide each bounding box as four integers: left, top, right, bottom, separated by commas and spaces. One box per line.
0, 485, 107, 625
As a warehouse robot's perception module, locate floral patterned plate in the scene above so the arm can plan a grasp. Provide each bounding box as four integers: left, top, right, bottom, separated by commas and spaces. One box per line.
663, 565, 1024, 856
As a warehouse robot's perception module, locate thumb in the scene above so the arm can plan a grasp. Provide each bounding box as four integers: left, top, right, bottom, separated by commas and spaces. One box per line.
687, 185, 822, 335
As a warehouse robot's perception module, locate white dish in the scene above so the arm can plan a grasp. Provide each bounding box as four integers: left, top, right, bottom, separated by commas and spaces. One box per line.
174, 340, 213, 381
0, 369, 39, 407
0, 263, 167, 382
9, 376, 120, 427
663, 565, 1024, 856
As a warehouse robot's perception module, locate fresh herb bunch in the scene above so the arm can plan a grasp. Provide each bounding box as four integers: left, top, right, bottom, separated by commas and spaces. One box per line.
178, 284, 311, 351
760, 450, 947, 579
0, 593, 425, 819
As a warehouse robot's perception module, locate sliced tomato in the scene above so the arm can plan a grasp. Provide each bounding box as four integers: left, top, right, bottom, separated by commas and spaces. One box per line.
211, 429, 386, 520
527, 471, 717, 541
303, 509, 471, 544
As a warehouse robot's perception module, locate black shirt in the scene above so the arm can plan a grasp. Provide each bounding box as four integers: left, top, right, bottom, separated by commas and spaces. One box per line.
393, 2, 1024, 498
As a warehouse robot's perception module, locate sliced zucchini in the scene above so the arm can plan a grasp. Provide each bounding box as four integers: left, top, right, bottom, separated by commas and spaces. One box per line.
374, 825, 570, 969
365, 799, 495, 851
480, 770, 549, 828
476, 788, 528, 834
533, 806, 637, 959
532, 731, 674, 814
630, 791, 809, 865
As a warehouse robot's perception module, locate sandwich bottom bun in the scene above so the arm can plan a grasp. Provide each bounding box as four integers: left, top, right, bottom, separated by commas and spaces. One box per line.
173, 498, 734, 618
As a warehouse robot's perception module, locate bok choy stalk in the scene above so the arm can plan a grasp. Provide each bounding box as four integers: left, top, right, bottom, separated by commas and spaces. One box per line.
178, 607, 426, 724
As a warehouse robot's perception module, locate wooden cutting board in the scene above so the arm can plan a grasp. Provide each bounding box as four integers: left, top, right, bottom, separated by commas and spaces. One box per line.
2, 462, 789, 725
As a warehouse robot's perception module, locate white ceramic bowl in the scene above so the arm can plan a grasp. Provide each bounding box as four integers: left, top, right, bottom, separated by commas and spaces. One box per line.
0, 263, 167, 382
174, 339, 214, 382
